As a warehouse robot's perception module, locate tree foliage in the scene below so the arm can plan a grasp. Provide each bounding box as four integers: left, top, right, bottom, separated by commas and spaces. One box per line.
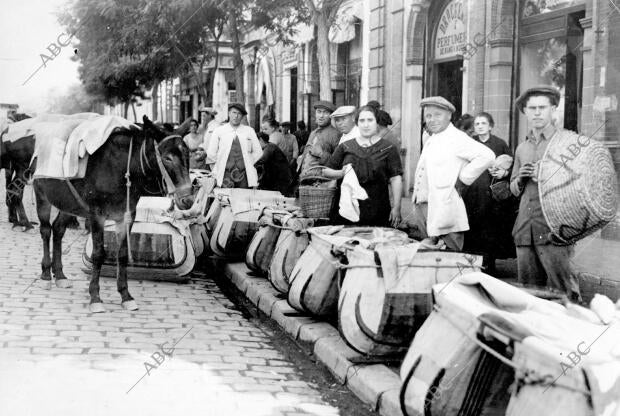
302, 0, 347, 100
59, 0, 309, 115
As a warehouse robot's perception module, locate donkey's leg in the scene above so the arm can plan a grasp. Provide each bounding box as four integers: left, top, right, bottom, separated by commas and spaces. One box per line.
6, 168, 18, 225
88, 216, 106, 313
13, 169, 34, 230
34, 183, 52, 289
114, 222, 137, 311
51, 211, 74, 288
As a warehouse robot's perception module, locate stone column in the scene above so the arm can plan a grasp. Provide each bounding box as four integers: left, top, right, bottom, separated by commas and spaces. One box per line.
401, 0, 429, 196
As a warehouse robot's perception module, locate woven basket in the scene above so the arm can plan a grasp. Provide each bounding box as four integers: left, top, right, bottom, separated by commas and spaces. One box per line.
538, 129, 619, 244
299, 185, 336, 218
299, 175, 337, 218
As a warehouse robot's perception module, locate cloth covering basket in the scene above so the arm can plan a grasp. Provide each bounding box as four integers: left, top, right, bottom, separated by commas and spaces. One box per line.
538, 129, 618, 244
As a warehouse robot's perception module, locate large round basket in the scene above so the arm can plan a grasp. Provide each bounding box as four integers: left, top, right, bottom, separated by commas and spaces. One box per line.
538, 129, 618, 244
299, 178, 337, 219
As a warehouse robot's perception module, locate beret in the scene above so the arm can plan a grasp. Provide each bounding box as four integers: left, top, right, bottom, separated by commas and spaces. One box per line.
228, 103, 247, 115
515, 86, 561, 113
420, 96, 456, 113
330, 105, 357, 118
313, 100, 336, 113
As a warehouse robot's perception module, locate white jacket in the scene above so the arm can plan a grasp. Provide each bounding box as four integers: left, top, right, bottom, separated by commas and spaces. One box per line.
412, 123, 495, 236
206, 123, 263, 187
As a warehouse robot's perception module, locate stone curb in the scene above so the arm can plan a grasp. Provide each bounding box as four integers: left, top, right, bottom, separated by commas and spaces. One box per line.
223, 262, 404, 416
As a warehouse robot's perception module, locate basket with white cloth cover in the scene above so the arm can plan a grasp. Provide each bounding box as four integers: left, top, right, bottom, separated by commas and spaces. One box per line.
205, 188, 296, 258
287, 226, 409, 318
268, 215, 316, 293
399, 272, 620, 416
338, 243, 482, 356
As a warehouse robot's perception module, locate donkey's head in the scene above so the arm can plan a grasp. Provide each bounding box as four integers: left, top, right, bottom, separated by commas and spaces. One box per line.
143, 116, 194, 210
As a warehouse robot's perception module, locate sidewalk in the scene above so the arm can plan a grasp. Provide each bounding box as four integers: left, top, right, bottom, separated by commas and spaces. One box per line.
221, 262, 404, 416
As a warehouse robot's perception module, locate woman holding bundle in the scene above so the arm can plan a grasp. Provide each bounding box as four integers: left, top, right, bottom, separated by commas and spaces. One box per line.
320, 105, 403, 227
463, 112, 517, 275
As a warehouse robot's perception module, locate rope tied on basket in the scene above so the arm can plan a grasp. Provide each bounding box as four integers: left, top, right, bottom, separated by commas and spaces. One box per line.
435, 304, 592, 397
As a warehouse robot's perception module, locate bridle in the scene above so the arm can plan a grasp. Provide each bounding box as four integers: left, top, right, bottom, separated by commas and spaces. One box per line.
138, 134, 190, 197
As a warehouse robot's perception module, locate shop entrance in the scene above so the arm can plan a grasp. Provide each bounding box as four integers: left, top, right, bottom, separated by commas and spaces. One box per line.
434, 60, 463, 121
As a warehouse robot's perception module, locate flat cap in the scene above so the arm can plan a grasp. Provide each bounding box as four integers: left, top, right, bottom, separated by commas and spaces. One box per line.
330, 105, 356, 118
228, 103, 247, 115
420, 96, 456, 113
313, 100, 336, 113
515, 86, 561, 113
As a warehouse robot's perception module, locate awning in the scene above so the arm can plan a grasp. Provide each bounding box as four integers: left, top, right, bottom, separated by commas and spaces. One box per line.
212, 69, 229, 123
255, 57, 274, 106
328, 0, 363, 44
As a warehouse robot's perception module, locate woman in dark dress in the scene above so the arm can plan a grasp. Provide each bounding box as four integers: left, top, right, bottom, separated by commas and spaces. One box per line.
463, 112, 517, 275
320, 106, 403, 227
254, 132, 293, 196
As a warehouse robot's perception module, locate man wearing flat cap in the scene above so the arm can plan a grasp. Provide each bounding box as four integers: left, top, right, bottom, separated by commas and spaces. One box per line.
206, 103, 263, 188
331, 106, 359, 145
299, 100, 342, 180
509, 85, 581, 301
411, 96, 495, 250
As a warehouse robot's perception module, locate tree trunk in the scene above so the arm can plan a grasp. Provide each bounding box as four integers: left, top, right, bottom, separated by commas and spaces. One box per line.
123, 101, 129, 118
315, 10, 332, 101
152, 81, 159, 121
229, 11, 245, 105
131, 101, 137, 122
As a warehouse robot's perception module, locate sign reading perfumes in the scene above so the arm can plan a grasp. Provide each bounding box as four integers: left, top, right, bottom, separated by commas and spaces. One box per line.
435, 0, 466, 60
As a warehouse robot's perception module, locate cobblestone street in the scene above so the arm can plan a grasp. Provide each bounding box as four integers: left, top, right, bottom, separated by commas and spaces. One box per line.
0, 180, 369, 416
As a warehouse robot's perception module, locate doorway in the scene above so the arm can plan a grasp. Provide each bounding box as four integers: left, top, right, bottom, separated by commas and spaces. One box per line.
434, 60, 463, 120
290, 68, 298, 127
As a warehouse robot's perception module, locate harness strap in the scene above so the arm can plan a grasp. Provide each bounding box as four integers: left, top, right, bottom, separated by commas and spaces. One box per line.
139, 139, 153, 175
125, 137, 134, 264
154, 136, 178, 196
64, 179, 90, 214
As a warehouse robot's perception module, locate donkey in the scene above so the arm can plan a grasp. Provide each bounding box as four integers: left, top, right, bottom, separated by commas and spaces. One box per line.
1, 114, 36, 228
33, 116, 194, 312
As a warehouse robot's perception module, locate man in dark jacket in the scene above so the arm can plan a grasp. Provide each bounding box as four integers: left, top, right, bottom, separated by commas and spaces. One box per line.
255, 132, 293, 196
298, 101, 341, 181
510, 86, 581, 301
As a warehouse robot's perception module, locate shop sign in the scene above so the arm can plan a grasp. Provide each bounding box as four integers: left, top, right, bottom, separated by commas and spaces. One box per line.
435, 0, 466, 60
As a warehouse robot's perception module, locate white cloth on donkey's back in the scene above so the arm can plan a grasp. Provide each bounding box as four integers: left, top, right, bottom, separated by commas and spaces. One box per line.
3, 113, 99, 143
33, 119, 87, 178
33, 115, 136, 179
63, 115, 136, 177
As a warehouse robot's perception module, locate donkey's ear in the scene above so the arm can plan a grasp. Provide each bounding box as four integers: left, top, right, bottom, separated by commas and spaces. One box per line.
142, 115, 166, 141
173, 117, 192, 137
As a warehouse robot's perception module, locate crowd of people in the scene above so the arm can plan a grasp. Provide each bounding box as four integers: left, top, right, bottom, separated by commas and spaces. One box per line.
182, 85, 582, 302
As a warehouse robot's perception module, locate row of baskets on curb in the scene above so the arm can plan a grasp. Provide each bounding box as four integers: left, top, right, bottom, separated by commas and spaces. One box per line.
201, 188, 620, 416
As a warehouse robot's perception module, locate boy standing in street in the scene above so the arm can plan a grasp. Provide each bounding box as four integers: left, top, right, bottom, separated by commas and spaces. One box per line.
510, 86, 581, 301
